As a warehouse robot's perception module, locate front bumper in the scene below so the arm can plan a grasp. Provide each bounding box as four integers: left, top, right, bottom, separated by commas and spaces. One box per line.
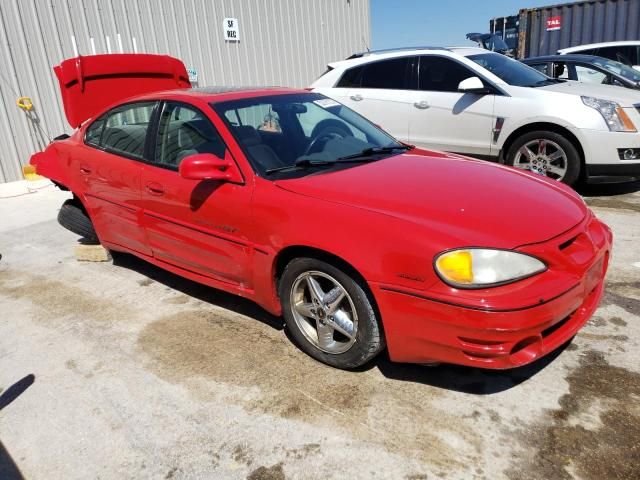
579, 128, 640, 181
372, 215, 612, 369
586, 162, 640, 180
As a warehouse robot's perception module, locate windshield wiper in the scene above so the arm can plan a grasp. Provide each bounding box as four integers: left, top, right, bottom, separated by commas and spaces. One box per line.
265, 158, 334, 175
265, 145, 412, 175
333, 144, 413, 161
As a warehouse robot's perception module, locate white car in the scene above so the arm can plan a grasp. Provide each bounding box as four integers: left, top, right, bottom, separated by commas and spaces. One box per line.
311, 47, 640, 185
559, 41, 640, 71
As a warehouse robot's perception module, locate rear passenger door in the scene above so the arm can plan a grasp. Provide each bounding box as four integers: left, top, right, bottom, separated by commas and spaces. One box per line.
78, 101, 157, 255
319, 57, 415, 141
141, 101, 253, 287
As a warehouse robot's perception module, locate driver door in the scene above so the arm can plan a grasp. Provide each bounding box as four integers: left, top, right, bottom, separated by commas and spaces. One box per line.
141, 101, 253, 287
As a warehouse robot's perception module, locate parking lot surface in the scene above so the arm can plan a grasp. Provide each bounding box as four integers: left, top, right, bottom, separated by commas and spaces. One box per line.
1, 180, 639, 480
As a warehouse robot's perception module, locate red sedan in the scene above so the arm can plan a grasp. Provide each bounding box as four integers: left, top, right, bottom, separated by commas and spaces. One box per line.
32, 54, 612, 370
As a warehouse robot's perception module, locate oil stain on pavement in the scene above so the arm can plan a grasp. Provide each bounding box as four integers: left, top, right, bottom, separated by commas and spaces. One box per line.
0, 270, 134, 325
137, 309, 482, 469
506, 350, 640, 480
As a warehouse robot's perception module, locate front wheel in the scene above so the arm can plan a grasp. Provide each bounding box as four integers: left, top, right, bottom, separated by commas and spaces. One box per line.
505, 131, 581, 186
279, 257, 384, 369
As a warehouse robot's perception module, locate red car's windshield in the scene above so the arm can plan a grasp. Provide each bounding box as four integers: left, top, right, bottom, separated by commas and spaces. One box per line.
213, 93, 405, 178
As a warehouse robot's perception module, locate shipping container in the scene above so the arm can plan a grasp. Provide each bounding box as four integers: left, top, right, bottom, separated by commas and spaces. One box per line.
490, 15, 520, 53
489, 0, 640, 59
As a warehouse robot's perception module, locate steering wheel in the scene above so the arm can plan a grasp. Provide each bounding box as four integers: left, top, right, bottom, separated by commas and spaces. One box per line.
303, 120, 354, 156
303, 129, 348, 156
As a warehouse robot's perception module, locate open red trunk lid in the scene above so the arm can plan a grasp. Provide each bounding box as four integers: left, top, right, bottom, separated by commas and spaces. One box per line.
54, 54, 191, 128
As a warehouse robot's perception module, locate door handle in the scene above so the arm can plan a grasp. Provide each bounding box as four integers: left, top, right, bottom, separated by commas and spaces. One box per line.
350, 94, 363, 101
145, 182, 164, 196
79, 165, 91, 175
413, 100, 430, 109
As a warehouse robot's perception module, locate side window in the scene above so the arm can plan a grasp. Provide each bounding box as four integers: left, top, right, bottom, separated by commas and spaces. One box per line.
98, 102, 156, 159
419, 56, 475, 92
575, 65, 607, 84
529, 63, 549, 75
155, 102, 226, 168
553, 62, 569, 79
597, 46, 634, 65
85, 116, 106, 146
336, 65, 364, 88
360, 57, 411, 89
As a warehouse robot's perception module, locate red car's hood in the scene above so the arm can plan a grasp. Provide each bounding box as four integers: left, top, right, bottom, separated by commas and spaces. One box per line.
275, 152, 587, 249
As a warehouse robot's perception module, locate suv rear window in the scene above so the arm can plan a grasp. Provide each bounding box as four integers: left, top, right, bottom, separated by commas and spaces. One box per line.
337, 57, 411, 90
336, 65, 364, 87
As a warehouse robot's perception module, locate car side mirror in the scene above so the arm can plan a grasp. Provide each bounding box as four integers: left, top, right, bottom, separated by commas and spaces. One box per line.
178, 153, 243, 183
458, 77, 491, 94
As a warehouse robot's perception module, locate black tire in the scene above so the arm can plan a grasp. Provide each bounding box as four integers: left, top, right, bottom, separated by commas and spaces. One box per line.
58, 199, 99, 243
505, 130, 581, 186
279, 257, 384, 369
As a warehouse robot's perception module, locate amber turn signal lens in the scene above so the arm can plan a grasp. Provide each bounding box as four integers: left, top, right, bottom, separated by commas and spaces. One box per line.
435, 250, 473, 284
616, 107, 637, 132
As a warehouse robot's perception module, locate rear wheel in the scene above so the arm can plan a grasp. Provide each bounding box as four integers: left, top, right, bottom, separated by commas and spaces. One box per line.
505, 131, 581, 186
58, 199, 99, 243
279, 257, 384, 369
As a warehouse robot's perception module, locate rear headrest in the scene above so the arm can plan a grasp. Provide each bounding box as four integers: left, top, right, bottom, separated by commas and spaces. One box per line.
234, 125, 262, 146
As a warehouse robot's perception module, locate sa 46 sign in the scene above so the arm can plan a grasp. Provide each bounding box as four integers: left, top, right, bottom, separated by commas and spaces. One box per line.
224, 18, 240, 41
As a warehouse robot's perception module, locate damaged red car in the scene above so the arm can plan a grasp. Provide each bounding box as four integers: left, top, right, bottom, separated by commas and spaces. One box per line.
31, 54, 612, 370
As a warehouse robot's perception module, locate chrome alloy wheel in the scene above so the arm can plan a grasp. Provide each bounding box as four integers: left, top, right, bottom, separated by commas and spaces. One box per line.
513, 139, 568, 181
290, 271, 358, 354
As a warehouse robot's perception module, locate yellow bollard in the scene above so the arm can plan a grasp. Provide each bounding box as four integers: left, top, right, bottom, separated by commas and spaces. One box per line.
22, 164, 43, 181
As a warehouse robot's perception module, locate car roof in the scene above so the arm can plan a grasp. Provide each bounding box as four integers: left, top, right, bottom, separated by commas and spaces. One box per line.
559, 40, 640, 53
346, 46, 451, 59
448, 47, 491, 56
333, 46, 487, 68
524, 54, 609, 63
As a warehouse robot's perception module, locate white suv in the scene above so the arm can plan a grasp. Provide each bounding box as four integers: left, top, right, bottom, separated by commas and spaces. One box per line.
311, 47, 640, 185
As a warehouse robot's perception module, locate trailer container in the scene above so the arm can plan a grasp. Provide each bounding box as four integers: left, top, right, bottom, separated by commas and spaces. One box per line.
490, 15, 520, 53
490, 0, 640, 59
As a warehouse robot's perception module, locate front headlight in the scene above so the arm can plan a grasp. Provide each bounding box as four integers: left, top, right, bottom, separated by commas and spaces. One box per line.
582, 96, 636, 132
434, 249, 546, 288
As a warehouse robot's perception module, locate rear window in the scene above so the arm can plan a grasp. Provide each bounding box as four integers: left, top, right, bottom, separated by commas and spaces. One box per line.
336, 65, 364, 87
337, 57, 411, 90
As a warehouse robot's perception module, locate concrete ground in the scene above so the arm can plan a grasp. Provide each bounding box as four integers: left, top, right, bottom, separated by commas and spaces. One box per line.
0, 179, 639, 480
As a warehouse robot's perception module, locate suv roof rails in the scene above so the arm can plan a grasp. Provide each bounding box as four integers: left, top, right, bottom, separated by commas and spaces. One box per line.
346, 46, 450, 60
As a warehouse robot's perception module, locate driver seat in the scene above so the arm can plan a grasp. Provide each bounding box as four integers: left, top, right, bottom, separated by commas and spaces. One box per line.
234, 126, 286, 170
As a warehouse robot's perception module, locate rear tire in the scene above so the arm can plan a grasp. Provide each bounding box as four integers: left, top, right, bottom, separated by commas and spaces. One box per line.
279, 257, 384, 369
505, 130, 581, 186
58, 199, 99, 243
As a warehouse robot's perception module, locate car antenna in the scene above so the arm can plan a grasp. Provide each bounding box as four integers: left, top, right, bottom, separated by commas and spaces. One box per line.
362, 36, 370, 53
